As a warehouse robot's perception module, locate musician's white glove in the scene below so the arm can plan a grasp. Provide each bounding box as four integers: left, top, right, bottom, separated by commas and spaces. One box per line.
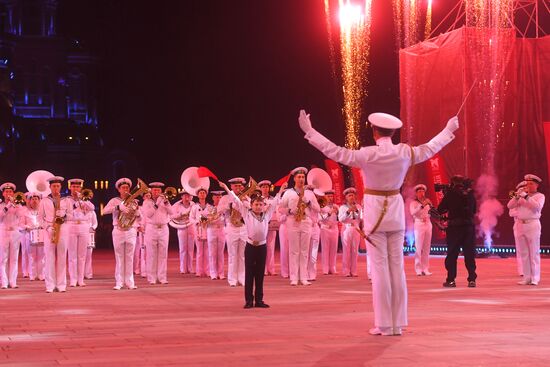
119, 203, 130, 214
446, 116, 459, 132
519, 191, 528, 198
298, 109, 312, 133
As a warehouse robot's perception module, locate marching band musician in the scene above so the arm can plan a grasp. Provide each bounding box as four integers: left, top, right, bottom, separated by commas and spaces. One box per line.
21, 192, 45, 281
169, 190, 196, 274
409, 184, 434, 276
39, 176, 69, 293
65, 178, 95, 287
142, 182, 174, 285
507, 174, 545, 286
0, 183, 24, 289
277, 193, 290, 278
84, 209, 98, 280
102, 178, 140, 290
190, 187, 211, 277
280, 167, 321, 286
217, 177, 249, 287
319, 189, 339, 275
299, 109, 458, 336
258, 180, 278, 276
136, 192, 151, 278
207, 191, 226, 280
20, 193, 31, 278
509, 181, 527, 277
338, 188, 362, 277
305, 184, 321, 281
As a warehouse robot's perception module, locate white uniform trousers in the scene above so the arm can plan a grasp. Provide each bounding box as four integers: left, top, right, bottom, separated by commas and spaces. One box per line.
279, 223, 289, 278
85, 247, 93, 279
67, 223, 90, 286
0, 229, 21, 288
207, 227, 225, 279
113, 227, 137, 288
307, 223, 321, 280
176, 227, 195, 273
512, 221, 523, 276
320, 225, 339, 274
516, 220, 541, 284
264, 230, 277, 275
368, 230, 408, 329
195, 238, 209, 277
29, 242, 45, 280
21, 233, 30, 277
145, 225, 169, 284
226, 226, 247, 286
413, 221, 433, 274
341, 226, 360, 276
134, 232, 147, 277
287, 217, 312, 283
44, 226, 68, 292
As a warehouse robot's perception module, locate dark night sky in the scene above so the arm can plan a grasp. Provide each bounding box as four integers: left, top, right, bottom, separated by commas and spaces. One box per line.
56, 0, 456, 187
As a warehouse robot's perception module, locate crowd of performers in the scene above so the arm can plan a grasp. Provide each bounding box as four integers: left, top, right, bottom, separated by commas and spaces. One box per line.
0, 111, 545, 334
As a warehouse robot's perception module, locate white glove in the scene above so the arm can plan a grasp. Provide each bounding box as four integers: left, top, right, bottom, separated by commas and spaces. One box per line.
119, 203, 130, 214
519, 191, 528, 198
298, 109, 312, 133
55, 210, 65, 217
446, 116, 459, 132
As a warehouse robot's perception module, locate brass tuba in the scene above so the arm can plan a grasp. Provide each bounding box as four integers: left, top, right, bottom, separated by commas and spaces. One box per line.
307, 168, 333, 209
118, 178, 149, 230
181, 167, 210, 196
26, 170, 54, 197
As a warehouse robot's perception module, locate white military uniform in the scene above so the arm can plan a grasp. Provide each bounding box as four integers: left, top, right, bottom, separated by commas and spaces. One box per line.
142, 196, 173, 284
409, 197, 433, 275
170, 200, 196, 274
135, 204, 147, 278
277, 199, 290, 278
84, 211, 98, 279
0, 200, 23, 288
507, 189, 545, 285
103, 196, 141, 289
20, 198, 31, 278
280, 187, 321, 285
338, 202, 362, 277
21, 203, 45, 281
218, 193, 248, 286
190, 201, 212, 277
319, 202, 339, 274
65, 195, 95, 287
206, 202, 225, 280
304, 114, 455, 333
307, 208, 321, 281
39, 194, 69, 292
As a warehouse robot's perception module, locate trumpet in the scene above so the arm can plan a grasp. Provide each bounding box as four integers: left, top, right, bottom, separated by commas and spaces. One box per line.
81, 188, 94, 201
161, 186, 178, 202
13, 192, 26, 205
508, 190, 517, 199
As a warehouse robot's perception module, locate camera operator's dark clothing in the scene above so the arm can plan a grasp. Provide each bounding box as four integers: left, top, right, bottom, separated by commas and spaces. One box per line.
438, 188, 477, 282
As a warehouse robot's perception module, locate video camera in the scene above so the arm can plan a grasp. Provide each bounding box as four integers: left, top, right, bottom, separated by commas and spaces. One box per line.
434, 176, 473, 195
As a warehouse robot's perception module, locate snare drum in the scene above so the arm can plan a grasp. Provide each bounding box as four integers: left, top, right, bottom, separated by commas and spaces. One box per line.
88, 231, 96, 249
30, 228, 44, 246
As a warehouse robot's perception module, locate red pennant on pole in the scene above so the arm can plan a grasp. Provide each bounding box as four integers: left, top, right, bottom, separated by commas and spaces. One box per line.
274, 172, 291, 186
324, 159, 345, 205
197, 166, 218, 181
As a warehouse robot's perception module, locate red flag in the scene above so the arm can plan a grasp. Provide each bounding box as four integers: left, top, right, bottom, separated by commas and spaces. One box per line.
197, 166, 218, 181
274, 172, 291, 186
324, 159, 345, 205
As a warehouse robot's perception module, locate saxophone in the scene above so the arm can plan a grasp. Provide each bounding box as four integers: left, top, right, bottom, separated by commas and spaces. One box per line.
118, 178, 149, 230
51, 196, 64, 245
295, 191, 307, 223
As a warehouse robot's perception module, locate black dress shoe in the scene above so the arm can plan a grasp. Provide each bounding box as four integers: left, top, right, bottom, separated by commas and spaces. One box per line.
255, 302, 270, 308
243, 302, 254, 309
442, 280, 456, 288
468, 281, 476, 288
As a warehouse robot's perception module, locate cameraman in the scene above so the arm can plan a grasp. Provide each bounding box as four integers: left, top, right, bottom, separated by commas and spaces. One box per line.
437, 175, 477, 288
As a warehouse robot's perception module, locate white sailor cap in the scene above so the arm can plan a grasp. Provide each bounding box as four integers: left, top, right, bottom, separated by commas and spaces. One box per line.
0, 182, 16, 191
524, 174, 542, 184
367, 112, 403, 129
68, 178, 84, 186
228, 177, 246, 185
27, 192, 42, 199
149, 182, 165, 189
210, 190, 225, 196
516, 181, 527, 189
258, 180, 272, 187
179, 189, 191, 196
414, 184, 427, 191
196, 186, 209, 194
324, 189, 335, 195
47, 176, 64, 184
343, 187, 357, 196
291, 167, 308, 176
116, 178, 132, 189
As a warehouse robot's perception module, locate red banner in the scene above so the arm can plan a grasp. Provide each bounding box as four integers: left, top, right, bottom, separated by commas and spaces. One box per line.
197, 166, 218, 181
324, 159, 345, 205
351, 167, 364, 203
274, 172, 291, 187
544, 122, 550, 183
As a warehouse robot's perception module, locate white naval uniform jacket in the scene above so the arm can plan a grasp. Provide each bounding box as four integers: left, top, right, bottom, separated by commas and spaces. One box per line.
141, 197, 174, 226
319, 204, 339, 229
64, 196, 95, 224
38, 196, 69, 230
305, 127, 455, 232
280, 188, 321, 222
103, 197, 141, 229
507, 192, 545, 220
338, 203, 363, 227
190, 202, 213, 240
409, 200, 432, 223
170, 201, 195, 229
